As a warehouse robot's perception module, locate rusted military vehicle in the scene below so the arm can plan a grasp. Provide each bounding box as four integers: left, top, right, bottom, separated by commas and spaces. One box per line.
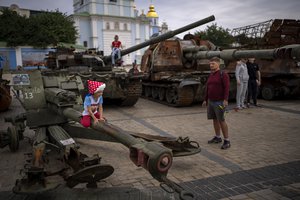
45, 15, 215, 106
0, 70, 200, 199
140, 33, 300, 106
231, 19, 300, 100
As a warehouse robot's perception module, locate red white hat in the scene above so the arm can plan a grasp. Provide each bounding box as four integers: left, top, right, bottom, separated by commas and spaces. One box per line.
87, 80, 106, 94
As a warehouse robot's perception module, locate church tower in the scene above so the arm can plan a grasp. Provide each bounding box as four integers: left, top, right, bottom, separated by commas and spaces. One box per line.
146, 4, 159, 36
72, 0, 152, 64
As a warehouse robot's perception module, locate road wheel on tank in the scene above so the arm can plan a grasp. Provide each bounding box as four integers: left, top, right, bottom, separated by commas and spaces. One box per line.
8, 126, 19, 152
152, 87, 159, 99
262, 85, 275, 100
145, 86, 152, 97
166, 88, 178, 104
159, 88, 166, 101
176, 86, 194, 106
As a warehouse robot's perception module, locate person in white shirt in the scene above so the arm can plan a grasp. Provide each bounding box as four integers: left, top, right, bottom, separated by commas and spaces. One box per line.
235, 58, 249, 109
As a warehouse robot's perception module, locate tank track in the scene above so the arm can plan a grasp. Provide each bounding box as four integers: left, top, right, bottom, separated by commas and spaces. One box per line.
119, 80, 142, 106
142, 83, 194, 107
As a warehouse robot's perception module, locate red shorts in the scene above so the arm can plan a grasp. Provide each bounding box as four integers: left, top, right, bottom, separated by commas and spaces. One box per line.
80, 112, 100, 127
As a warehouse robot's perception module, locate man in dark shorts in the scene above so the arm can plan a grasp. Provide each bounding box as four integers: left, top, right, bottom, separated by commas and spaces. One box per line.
202, 57, 231, 149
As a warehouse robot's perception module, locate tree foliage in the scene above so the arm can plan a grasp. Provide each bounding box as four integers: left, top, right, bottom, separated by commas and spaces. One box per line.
0, 8, 28, 46
0, 9, 77, 47
194, 23, 234, 48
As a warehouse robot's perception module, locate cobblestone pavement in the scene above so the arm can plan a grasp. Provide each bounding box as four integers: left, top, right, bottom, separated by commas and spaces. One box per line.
0, 95, 299, 200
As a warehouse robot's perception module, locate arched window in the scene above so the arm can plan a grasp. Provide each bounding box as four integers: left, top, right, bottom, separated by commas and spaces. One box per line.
83, 41, 88, 47
114, 22, 120, 30
106, 22, 110, 30
124, 23, 128, 31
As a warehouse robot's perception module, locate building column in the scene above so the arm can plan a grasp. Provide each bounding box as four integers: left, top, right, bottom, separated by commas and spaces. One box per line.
145, 25, 150, 40
90, 0, 96, 14
90, 16, 98, 48
104, 0, 108, 15
135, 22, 141, 55
15, 47, 22, 67
120, 0, 123, 16
73, 17, 81, 45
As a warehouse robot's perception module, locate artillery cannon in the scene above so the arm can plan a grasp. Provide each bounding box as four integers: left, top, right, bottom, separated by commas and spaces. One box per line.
45, 16, 215, 107
140, 34, 300, 106
0, 70, 200, 199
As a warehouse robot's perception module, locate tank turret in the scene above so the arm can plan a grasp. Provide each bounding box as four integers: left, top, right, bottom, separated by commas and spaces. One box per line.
115, 15, 216, 60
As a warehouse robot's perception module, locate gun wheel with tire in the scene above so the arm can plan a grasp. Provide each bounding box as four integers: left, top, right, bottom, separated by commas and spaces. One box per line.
8, 126, 19, 152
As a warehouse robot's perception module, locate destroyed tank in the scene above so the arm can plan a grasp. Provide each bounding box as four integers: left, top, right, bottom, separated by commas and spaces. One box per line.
229, 19, 300, 100
140, 34, 300, 106
45, 15, 216, 106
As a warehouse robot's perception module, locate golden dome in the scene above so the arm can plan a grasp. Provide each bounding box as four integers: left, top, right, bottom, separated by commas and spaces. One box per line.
146, 5, 158, 18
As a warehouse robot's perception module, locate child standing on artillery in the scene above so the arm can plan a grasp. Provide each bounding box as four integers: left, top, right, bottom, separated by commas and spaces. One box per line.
80, 80, 106, 127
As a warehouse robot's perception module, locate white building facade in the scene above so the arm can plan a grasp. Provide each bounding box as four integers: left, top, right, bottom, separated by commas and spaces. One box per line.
72, 0, 162, 64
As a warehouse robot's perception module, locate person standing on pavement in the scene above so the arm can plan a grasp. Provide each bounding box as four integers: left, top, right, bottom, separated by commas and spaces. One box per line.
246, 58, 261, 107
235, 58, 249, 109
202, 57, 231, 150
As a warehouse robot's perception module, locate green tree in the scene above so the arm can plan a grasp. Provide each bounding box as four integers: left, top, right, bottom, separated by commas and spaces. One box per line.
28, 11, 77, 47
194, 23, 234, 48
0, 8, 28, 47
0, 9, 77, 47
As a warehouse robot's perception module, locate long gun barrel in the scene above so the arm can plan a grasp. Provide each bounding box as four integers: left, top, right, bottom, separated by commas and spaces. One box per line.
104, 15, 215, 62
184, 44, 300, 60
62, 106, 173, 181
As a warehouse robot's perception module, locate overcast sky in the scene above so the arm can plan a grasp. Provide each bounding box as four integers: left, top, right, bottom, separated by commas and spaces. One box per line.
1, 0, 299, 35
